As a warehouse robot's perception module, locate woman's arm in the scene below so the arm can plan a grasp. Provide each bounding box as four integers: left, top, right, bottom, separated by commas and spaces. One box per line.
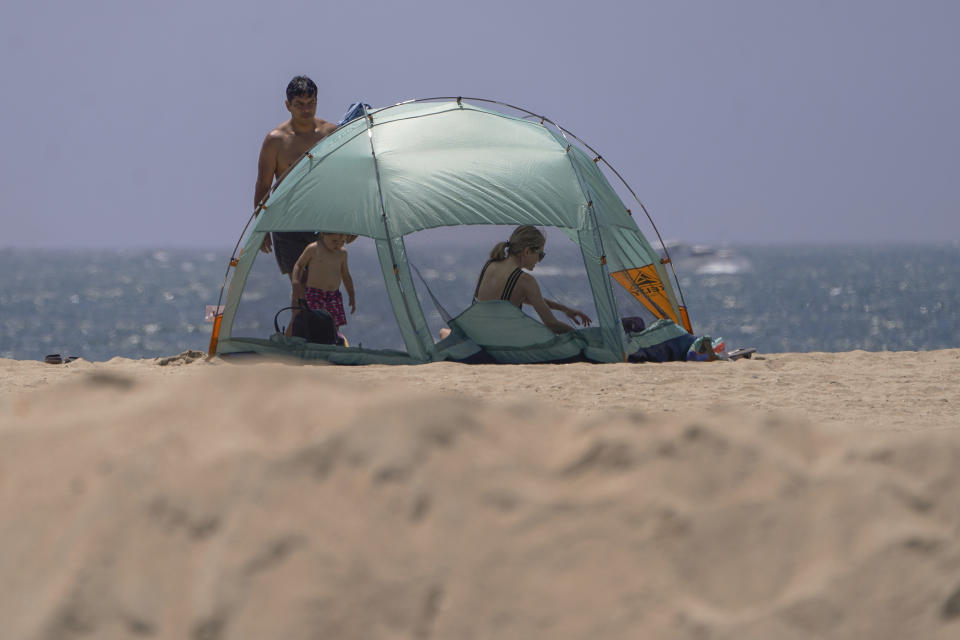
545, 298, 592, 326
524, 277, 575, 334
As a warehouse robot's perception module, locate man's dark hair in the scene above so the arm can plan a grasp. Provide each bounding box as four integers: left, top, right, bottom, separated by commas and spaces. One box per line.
286, 75, 318, 102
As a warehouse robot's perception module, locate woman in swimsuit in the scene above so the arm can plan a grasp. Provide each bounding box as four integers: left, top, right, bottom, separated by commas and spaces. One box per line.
474, 226, 592, 334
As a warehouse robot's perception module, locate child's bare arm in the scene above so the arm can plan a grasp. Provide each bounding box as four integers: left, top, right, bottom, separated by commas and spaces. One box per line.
290, 244, 314, 302
341, 251, 356, 313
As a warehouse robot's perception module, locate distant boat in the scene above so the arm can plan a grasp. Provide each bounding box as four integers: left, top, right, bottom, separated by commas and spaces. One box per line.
659, 241, 752, 275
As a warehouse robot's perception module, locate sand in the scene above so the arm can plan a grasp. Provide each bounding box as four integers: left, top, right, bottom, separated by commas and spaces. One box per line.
1, 350, 959, 639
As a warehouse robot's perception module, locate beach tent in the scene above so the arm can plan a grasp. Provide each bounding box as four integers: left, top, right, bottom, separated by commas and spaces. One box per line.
209, 98, 692, 364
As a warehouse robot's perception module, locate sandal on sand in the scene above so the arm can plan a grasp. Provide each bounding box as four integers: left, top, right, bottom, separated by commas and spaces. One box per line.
44, 354, 64, 364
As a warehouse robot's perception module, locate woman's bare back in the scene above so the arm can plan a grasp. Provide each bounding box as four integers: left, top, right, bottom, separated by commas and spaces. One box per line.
474, 260, 531, 307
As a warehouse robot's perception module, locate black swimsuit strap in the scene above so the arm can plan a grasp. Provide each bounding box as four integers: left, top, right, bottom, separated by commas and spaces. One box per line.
500, 268, 524, 301
473, 260, 493, 300
474, 261, 524, 303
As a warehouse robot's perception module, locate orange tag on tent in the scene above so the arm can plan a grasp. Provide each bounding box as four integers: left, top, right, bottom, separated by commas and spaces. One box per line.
610, 265, 680, 325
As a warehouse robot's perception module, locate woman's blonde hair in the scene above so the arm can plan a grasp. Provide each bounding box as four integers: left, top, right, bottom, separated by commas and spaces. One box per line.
489, 225, 545, 262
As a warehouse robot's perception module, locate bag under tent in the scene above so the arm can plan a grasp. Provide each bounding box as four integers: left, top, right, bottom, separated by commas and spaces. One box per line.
209, 98, 701, 365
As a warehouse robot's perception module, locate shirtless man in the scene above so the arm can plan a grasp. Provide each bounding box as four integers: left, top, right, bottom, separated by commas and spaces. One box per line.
254, 75, 338, 278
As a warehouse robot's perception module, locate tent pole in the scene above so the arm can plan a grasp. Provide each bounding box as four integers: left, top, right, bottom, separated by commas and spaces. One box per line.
550, 138, 627, 360
360, 105, 430, 360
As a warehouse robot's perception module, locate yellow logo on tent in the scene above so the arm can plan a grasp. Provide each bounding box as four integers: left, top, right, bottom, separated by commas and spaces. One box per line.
611, 264, 680, 326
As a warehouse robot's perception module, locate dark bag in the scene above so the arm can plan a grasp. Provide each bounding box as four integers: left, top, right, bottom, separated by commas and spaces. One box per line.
620, 316, 646, 333
274, 299, 342, 345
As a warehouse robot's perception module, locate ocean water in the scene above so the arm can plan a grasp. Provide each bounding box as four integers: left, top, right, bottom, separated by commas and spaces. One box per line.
1, 242, 958, 361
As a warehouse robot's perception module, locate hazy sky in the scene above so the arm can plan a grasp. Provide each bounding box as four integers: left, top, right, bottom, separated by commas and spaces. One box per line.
1, 0, 957, 248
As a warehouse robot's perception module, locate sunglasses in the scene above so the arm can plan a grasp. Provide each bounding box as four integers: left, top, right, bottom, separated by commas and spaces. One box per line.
531, 248, 545, 261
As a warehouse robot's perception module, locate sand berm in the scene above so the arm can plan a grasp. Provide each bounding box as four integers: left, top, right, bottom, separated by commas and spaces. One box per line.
2, 349, 959, 639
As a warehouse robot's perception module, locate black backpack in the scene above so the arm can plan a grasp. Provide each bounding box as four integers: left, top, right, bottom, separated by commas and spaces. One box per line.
274, 298, 343, 345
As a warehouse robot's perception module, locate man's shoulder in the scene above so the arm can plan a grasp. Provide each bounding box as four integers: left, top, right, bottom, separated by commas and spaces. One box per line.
315, 118, 338, 136
264, 120, 295, 141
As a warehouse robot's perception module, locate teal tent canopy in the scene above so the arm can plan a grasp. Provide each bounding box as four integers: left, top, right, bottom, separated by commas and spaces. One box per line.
211, 98, 691, 364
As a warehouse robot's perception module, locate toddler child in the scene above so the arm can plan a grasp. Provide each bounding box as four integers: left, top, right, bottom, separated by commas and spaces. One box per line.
290, 233, 355, 327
